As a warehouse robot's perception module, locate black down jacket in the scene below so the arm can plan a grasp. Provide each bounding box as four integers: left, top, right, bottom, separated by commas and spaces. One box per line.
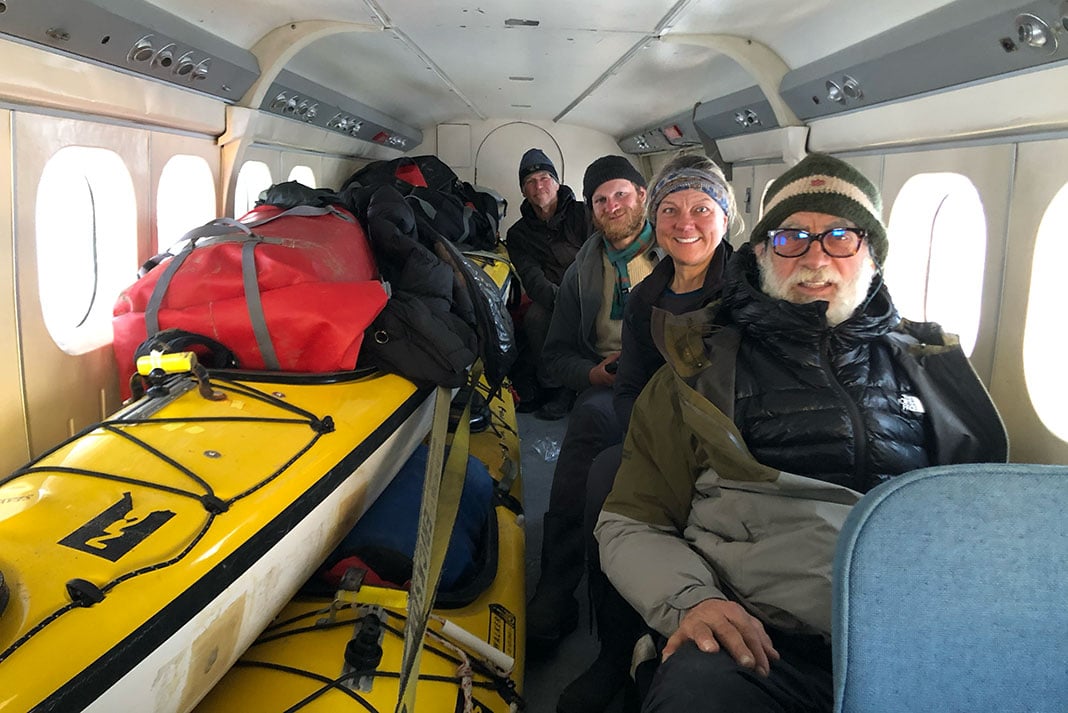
722, 244, 930, 493
358, 186, 477, 387
505, 185, 590, 311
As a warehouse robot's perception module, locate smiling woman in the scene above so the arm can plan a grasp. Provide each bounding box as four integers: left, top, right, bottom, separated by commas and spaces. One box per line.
649, 158, 736, 292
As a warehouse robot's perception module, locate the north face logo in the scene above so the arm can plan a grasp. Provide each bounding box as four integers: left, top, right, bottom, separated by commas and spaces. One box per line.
899, 394, 925, 414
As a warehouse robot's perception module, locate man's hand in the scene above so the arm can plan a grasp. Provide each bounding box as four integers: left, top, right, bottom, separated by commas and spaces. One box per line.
588, 353, 620, 387
662, 599, 779, 677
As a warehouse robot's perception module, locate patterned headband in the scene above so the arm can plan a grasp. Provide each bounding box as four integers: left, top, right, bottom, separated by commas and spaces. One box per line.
649, 168, 731, 222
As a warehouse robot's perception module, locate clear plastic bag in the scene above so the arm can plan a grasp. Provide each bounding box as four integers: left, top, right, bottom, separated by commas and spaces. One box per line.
531, 436, 561, 463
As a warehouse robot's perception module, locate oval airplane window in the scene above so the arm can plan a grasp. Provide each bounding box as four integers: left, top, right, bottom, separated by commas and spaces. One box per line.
1024, 181, 1068, 442
234, 160, 273, 217
36, 146, 137, 355
288, 165, 316, 188
885, 173, 985, 355
157, 154, 216, 253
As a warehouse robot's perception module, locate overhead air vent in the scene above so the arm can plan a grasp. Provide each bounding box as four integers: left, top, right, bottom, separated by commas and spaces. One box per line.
262, 71, 422, 151
0, 0, 258, 101
780, 0, 1068, 121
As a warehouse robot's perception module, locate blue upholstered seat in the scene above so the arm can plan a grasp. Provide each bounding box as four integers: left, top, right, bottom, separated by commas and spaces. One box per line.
832, 463, 1068, 713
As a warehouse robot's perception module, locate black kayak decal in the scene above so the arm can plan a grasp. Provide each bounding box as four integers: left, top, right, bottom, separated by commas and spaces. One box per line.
59, 492, 175, 561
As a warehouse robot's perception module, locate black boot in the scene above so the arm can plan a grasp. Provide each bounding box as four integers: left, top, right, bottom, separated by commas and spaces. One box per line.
556, 576, 643, 712
535, 387, 574, 421
527, 512, 585, 652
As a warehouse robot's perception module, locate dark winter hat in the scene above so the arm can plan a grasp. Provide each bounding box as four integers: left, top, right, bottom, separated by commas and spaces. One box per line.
518, 148, 559, 187
751, 153, 887, 265
582, 155, 647, 204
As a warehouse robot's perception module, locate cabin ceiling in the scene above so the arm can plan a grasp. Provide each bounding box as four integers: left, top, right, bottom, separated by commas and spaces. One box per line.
142, 0, 961, 140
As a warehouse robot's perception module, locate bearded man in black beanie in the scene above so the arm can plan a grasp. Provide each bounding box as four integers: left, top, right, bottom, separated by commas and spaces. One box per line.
527, 154, 660, 654
597, 152, 1008, 713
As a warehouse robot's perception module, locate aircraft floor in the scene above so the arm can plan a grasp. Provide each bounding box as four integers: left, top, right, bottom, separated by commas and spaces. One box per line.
517, 410, 627, 713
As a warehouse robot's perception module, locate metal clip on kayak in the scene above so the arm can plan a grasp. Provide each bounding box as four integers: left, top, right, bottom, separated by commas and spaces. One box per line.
135, 351, 226, 401
318, 566, 368, 625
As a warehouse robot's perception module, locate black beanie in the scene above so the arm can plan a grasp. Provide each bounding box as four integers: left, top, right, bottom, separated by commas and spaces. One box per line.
518, 148, 559, 187
582, 155, 646, 204
751, 153, 888, 266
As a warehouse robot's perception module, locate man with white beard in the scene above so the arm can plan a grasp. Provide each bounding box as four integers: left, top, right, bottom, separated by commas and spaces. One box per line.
596, 153, 1007, 713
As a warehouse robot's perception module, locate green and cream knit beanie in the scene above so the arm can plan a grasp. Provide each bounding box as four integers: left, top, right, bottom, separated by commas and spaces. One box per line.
750, 153, 887, 265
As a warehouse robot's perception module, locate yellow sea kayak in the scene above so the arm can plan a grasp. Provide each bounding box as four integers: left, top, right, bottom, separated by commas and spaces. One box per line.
0, 369, 435, 713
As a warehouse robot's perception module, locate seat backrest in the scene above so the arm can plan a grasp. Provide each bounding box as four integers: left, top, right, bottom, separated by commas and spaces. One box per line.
832, 463, 1068, 713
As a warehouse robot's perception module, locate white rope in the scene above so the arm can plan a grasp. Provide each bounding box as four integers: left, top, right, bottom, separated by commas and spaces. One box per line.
426, 629, 474, 713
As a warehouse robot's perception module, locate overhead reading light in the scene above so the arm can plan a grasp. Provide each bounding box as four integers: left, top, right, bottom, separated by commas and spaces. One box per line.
504, 18, 540, 27
1015, 13, 1057, 54
733, 109, 761, 128
174, 51, 196, 76
192, 58, 210, 81
509, 76, 535, 81
128, 34, 155, 63
841, 75, 863, 100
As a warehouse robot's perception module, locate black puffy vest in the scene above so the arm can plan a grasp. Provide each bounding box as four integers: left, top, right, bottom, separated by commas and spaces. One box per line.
723, 246, 930, 493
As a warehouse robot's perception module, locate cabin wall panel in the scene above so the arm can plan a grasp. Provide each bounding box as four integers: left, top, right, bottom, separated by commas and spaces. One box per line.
12, 112, 149, 456
320, 156, 366, 191
727, 164, 755, 249
880, 144, 1013, 385
0, 109, 31, 474
148, 131, 221, 252
751, 163, 788, 218
995, 138, 1068, 465
279, 152, 323, 188
0, 39, 225, 136
243, 146, 283, 187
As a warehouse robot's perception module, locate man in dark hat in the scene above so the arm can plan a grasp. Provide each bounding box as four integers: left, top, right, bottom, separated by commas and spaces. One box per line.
596, 153, 1008, 712
506, 148, 590, 417
527, 154, 660, 650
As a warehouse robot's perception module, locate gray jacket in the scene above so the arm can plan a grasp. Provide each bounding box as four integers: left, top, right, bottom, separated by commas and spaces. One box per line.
542, 227, 661, 392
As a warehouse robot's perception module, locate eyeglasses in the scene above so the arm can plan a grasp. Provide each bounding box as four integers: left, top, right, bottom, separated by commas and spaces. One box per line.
766, 227, 867, 258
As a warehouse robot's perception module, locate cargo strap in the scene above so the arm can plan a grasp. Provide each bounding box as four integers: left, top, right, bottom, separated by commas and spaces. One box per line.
144, 205, 348, 370
395, 362, 481, 713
